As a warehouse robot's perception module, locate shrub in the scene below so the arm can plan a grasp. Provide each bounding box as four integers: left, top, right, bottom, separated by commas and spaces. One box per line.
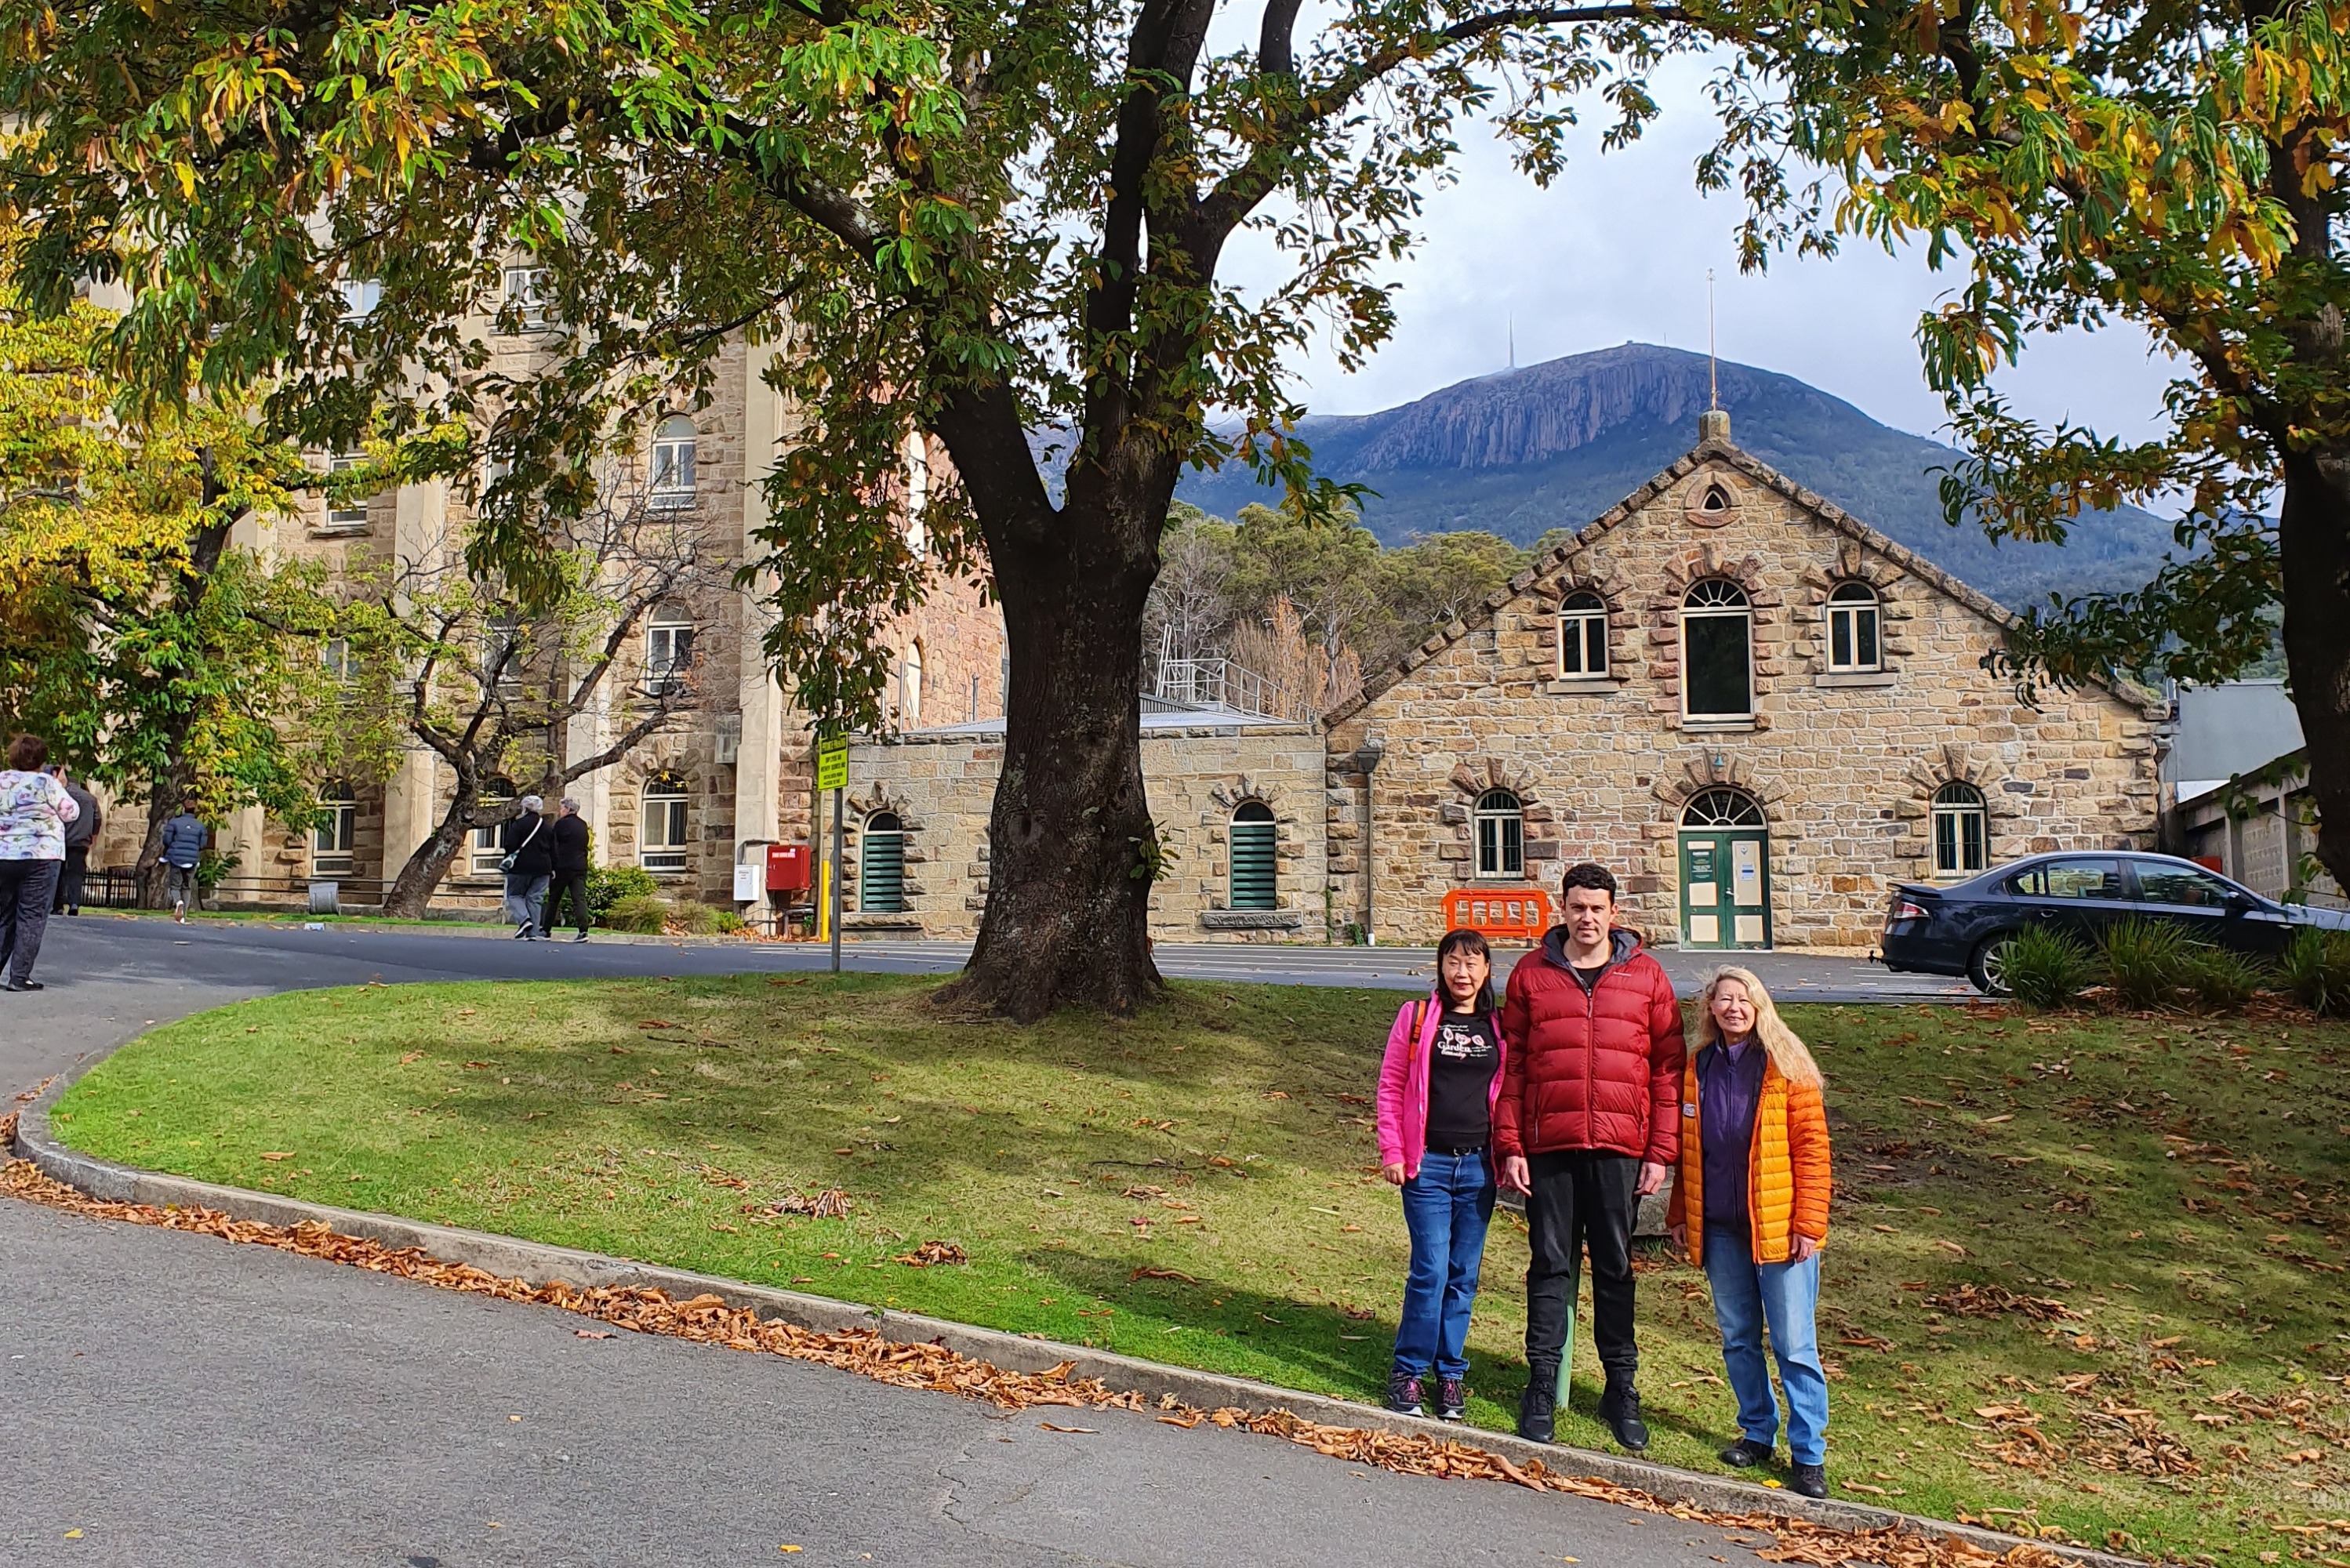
1999, 925, 2095, 1009
587, 865, 659, 923
2179, 945, 2270, 1012
670, 898, 716, 935
707, 907, 747, 935
2098, 918, 2195, 1009
602, 893, 670, 935
2281, 926, 2350, 1014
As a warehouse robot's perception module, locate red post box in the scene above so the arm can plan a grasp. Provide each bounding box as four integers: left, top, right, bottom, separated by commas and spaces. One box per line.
766, 843, 812, 892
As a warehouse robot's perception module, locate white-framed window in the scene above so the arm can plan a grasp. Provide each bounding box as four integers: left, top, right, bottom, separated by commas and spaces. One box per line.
859, 811, 906, 912
649, 415, 697, 509
502, 265, 552, 329
1473, 788, 1524, 880
326, 451, 371, 529
1931, 782, 1988, 877
1558, 590, 1608, 677
904, 430, 930, 558
646, 610, 696, 696
321, 637, 358, 684
1681, 579, 1753, 720
482, 612, 525, 697
313, 782, 357, 876
899, 643, 924, 727
1229, 800, 1277, 910
338, 279, 382, 321
640, 775, 689, 873
470, 779, 517, 876
1827, 580, 1883, 672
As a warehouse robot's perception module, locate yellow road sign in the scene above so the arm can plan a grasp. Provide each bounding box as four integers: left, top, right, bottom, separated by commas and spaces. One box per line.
815, 736, 848, 792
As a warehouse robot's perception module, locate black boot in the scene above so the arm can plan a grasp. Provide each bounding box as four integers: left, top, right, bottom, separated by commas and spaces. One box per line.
1516, 1370, 1557, 1444
1598, 1381, 1650, 1453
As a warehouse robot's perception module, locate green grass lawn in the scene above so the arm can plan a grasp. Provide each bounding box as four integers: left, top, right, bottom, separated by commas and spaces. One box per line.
45, 975, 2350, 1563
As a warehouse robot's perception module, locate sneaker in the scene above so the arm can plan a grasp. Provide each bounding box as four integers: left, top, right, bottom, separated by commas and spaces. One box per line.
1516, 1377, 1556, 1444
513, 924, 534, 939
1720, 1437, 1774, 1468
1435, 1375, 1468, 1422
1598, 1384, 1650, 1453
1384, 1370, 1426, 1417
1791, 1462, 1828, 1499
5, 981, 45, 992
173, 902, 186, 923
572, 931, 590, 942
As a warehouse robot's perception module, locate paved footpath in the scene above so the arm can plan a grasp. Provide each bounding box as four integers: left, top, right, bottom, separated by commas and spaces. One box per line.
0, 916, 1895, 1567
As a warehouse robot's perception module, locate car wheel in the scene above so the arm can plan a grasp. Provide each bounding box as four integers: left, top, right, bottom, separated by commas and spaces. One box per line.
1969, 931, 2019, 996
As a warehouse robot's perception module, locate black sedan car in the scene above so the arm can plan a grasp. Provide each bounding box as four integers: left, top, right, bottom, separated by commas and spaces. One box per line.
1880, 851, 2350, 994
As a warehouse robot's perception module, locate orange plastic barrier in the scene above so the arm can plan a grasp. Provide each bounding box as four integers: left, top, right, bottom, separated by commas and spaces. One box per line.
1442, 887, 1553, 941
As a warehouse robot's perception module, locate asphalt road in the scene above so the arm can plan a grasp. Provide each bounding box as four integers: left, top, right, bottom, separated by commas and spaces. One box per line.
0, 915, 1909, 1567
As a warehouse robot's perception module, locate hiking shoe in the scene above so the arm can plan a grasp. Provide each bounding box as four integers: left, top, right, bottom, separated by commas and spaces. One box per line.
1435, 1375, 1468, 1422
1516, 1378, 1556, 1444
1720, 1437, 1774, 1468
1599, 1384, 1650, 1453
1791, 1462, 1828, 1499
1384, 1371, 1426, 1417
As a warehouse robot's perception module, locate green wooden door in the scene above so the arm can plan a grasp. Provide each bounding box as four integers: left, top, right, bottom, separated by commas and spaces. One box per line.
1677, 789, 1771, 949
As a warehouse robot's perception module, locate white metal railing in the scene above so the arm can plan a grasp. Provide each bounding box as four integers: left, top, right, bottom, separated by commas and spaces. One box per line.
1150, 658, 1304, 721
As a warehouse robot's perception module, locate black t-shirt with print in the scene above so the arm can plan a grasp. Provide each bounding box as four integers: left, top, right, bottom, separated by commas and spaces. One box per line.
1424, 1008, 1500, 1150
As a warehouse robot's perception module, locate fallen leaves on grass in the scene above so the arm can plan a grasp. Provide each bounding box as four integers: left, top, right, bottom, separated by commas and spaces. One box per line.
1925, 1286, 2080, 1324
259, 1152, 294, 1162
0, 1153, 2082, 1568
895, 1240, 968, 1267
2074, 1400, 2201, 1477
1130, 1266, 1198, 1284
744, 1188, 854, 1220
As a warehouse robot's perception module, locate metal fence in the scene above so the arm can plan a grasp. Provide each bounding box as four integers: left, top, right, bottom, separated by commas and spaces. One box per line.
77, 869, 399, 914
1149, 658, 1305, 721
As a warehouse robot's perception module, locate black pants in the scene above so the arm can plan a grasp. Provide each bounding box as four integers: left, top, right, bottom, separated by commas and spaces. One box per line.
54, 845, 88, 913
1523, 1149, 1642, 1387
544, 871, 591, 935
0, 859, 61, 987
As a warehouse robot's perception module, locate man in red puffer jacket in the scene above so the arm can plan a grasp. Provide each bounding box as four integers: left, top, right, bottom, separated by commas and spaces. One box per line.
1496, 861, 1685, 1453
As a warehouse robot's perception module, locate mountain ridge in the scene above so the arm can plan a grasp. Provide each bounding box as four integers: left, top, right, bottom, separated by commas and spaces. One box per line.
1172, 343, 2175, 608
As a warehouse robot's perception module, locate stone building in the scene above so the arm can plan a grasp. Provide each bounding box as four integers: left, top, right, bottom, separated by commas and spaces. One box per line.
1320, 412, 2165, 950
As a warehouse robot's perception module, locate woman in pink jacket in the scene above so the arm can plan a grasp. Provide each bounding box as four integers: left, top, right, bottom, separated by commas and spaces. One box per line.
1376, 928, 1509, 1421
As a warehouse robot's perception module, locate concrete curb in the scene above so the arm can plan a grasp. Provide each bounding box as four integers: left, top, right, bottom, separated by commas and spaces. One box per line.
18, 1058, 2131, 1568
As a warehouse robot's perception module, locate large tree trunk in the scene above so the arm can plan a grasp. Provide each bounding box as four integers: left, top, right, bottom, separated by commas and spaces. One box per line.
2281, 444, 2350, 894
382, 782, 483, 917
939, 491, 1167, 1021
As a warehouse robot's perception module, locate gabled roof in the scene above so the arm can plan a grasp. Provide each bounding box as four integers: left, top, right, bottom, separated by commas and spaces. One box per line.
1321, 434, 2167, 726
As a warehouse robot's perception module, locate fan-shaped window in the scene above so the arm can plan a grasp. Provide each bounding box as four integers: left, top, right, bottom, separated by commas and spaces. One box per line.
1229, 801, 1277, 910
1473, 788, 1524, 880
1681, 579, 1753, 719
640, 774, 689, 873
860, 811, 906, 912
1931, 782, 1988, 876
1827, 581, 1883, 672
470, 779, 517, 876
646, 608, 696, 696
899, 644, 924, 727
1681, 788, 1766, 828
314, 782, 357, 876
650, 416, 697, 509
1558, 591, 1608, 678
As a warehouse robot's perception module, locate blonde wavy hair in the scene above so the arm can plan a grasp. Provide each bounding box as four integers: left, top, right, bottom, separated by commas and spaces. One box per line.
1694, 966, 1823, 1090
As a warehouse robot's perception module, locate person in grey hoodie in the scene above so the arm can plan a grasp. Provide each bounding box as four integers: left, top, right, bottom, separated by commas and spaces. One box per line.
158, 808, 208, 922
51, 765, 100, 916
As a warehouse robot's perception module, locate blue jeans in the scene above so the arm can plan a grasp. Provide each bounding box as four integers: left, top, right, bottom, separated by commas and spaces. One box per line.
1393, 1150, 1496, 1378
1702, 1225, 1829, 1465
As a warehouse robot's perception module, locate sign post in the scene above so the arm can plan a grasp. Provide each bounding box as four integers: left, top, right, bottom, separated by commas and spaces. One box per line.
816, 735, 848, 975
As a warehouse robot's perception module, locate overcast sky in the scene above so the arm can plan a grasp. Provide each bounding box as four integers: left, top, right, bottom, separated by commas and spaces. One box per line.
1218, 56, 2181, 447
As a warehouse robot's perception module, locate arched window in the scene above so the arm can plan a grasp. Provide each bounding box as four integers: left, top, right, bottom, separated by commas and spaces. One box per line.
470, 779, 516, 876
1558, 590, 1608, 677
1826, 581, 1883, 672
646, 608, 696, 696
1229, 801, 1277, 910
1473, 788, 1524, 880
899, 644, 924, 727
1682, 787, 1766, 828
640, 774, 689, 873
860, 811, 906, 912
1681, 579, 1753, 719
649, 416, 697, 509
1931, 782, 1988, 876
314, 782, 357, 876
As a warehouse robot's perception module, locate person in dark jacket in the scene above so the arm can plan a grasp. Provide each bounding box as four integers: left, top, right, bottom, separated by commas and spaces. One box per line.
542, 797, 593, 942
158, 808, 207, 922
51, 765, 100, 916
1495, 861, 1685, 1453
499, 796, 553, 938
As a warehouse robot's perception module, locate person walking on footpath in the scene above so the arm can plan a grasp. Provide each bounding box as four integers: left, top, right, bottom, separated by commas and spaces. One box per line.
500, 796, 553, 938
50, 764, 100, 916
1376, 928, 1509, 1422
1495, 861, 1684, 1453
0, 734, 79, 992
158, 804, 208, 922
543, 797, 592, 942
1668, 966, 1833, 1499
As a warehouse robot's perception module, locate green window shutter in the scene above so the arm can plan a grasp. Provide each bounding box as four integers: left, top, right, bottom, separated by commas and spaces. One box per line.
861, 818, 906, 913
1229, 807, 1277, 910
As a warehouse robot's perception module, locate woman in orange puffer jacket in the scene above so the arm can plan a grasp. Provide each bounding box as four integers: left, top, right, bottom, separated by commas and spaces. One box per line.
1666, 965, 1833, 1499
